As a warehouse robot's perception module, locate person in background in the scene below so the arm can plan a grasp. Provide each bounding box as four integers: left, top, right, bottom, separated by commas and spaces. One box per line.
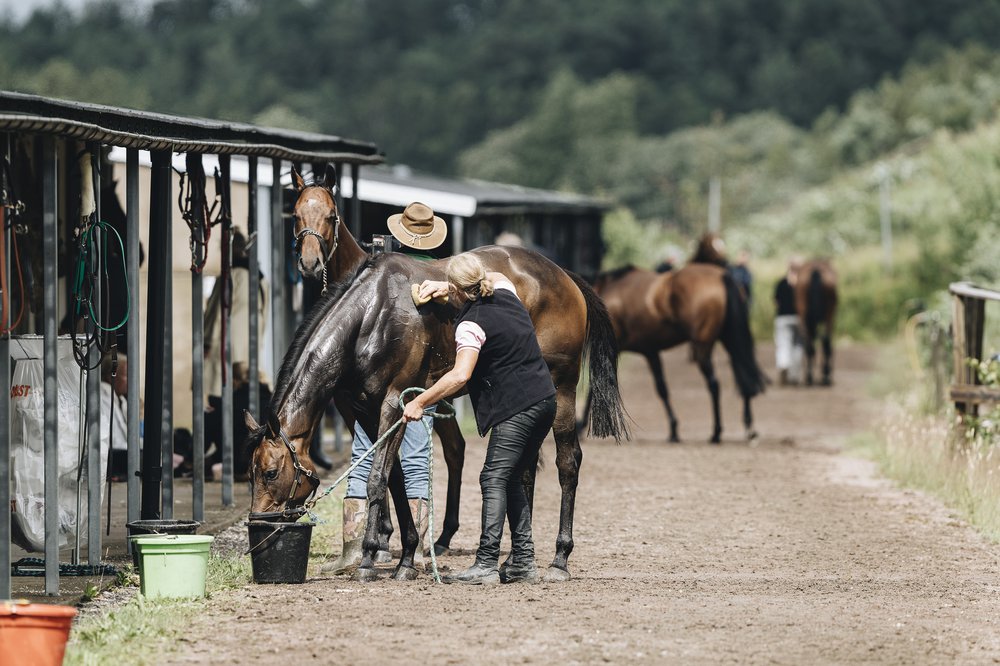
100, 352, 129, 480
323, 202, 446, 574
731, 249, 753, 305
203, 228, 272, 479
774, 257, 803, 386
405, 252, 557, 585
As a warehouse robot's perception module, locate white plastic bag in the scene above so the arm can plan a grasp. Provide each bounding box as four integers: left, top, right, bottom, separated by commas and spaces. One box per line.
9, 352, 106, 552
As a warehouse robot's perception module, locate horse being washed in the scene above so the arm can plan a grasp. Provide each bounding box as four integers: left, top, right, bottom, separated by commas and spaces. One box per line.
582, 263, 766, 443
794, 259, 838, 386
247, 169, 627, 582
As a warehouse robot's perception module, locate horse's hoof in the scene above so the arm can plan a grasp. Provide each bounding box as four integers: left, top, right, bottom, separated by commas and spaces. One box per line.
542, 566, 571, 583
433, 543, 450, 557
392, 565, 419, 581
668, 433, 680, 444
354, 567, 379, 583
709, 435, 721, 445
375, 549, 393, 564
747, 430, 759, 441
821, 378, 832, 387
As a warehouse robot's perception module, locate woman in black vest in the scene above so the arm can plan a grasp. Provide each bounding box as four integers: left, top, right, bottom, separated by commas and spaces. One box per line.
404, 252, 557, 584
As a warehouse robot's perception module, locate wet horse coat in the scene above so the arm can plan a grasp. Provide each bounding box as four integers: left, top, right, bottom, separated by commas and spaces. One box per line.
249, 173, 626, 580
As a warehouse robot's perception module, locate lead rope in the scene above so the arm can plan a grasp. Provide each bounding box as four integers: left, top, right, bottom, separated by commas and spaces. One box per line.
304, 387, 452, 583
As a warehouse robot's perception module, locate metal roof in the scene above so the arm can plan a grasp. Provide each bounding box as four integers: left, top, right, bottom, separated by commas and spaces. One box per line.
340, 165, 609, 217
0, 90, 383, 164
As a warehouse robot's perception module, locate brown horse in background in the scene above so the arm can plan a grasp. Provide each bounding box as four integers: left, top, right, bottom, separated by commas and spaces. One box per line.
794, 260, 838, 386
690, 232, 728, 267
581, 263, 765, 443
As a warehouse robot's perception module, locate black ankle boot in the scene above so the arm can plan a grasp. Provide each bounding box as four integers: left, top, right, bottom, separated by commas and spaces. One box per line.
499, 558, 539, 584
443, 562, 500, 585
310, 436, 333, 471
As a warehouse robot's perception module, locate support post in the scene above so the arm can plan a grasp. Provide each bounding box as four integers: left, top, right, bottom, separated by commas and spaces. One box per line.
0, 135, 11, 599
248, 155, 259, 428
270, 159, 285, 376
125, 148, 141, 528
42, 136, 59, 594
189, 153, 206, 522
219, 155, 234, 507
86, 142, 102, 564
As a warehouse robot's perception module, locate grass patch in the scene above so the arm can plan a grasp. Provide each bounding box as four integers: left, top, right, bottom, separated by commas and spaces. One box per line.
65, 549, 252, 665
851, 339, 1000, 543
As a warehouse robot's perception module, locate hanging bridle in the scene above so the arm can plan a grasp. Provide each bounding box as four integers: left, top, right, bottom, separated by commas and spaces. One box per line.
293, 207, 341, 293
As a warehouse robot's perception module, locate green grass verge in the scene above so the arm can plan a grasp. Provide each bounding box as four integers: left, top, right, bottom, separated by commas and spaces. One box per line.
849, 340, 1000, 544
64, 494, 345, 666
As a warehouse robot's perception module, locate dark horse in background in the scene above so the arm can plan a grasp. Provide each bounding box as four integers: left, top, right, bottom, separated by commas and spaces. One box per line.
246, 168, 627, 582
581, 263, 765, 443
794, 259, 838, 386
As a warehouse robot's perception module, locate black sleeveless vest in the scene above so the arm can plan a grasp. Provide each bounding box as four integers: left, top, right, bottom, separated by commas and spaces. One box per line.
457, 288, 555, 435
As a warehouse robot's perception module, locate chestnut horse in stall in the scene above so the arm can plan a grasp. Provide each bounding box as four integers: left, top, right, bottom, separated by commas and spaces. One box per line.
794, 259, 838, 386
246, 167, 627, 582
581, 263, 766, 443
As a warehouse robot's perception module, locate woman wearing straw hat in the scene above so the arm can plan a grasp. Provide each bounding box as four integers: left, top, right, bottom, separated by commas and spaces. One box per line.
324, 202, 447, 574
403, 252, 557, 585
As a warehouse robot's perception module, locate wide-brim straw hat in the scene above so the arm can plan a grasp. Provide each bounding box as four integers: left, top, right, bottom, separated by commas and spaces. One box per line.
387, 202, 447, 250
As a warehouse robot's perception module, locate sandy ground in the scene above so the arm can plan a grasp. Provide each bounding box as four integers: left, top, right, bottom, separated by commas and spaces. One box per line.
164, 343, 1000, 665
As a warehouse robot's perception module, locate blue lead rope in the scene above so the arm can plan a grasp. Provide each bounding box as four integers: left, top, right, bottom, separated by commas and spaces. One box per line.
305, 387, 453, 583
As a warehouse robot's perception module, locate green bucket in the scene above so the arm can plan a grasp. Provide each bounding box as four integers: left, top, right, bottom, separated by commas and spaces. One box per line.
134, 534, 215, 599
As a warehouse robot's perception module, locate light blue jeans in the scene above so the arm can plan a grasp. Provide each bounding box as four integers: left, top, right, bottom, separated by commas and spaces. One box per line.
346, 409, 434, 499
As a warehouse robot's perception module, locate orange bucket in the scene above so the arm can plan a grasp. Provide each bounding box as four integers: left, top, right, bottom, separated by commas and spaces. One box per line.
0, 600, 77, 666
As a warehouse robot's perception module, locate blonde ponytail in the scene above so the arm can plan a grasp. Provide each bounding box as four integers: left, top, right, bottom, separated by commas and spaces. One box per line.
447, 253, 493, 300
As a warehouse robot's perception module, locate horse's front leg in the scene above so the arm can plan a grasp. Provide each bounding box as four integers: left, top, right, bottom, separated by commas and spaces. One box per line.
356, 409, 409, 583
433, 416, 465, 555
546, 387, 583, 582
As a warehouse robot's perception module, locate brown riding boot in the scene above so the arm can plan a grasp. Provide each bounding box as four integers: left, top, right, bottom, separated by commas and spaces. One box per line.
321, 497, 366, 574
409, 498, 430, 570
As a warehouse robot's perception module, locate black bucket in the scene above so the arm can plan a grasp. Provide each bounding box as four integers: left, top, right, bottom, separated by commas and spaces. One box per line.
126, 519, 201, 569
246, 520, 314, 584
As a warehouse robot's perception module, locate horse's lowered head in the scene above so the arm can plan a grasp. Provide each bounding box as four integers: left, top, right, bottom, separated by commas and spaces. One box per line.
244, 411, 321, 519
291, 164, 342, 280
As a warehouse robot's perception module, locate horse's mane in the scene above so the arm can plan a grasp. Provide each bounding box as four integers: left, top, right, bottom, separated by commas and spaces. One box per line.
267, 258, 373, 423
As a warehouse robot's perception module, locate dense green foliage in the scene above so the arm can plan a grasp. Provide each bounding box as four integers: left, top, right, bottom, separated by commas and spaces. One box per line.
4, 0, 1000, 340
3, 0, 1000, 176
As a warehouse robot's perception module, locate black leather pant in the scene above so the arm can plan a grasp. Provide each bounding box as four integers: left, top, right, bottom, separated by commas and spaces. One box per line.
475, 396, 557, 568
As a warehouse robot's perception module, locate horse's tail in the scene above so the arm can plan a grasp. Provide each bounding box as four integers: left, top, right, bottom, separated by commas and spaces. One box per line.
806, 269, 825, 332
720, 272, 766, 399
567, 271, 630, 443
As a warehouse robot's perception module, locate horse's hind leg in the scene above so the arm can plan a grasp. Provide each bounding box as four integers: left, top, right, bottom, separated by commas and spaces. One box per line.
820, 325, 833, 386
546, 388, 583, 582
693, 342, 723, 444
575, 387, 594, 435
645, 352, 680, 442
433, 416, 465, 555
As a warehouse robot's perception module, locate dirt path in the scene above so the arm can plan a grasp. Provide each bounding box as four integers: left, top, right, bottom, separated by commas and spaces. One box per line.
167, 343, 1000, 665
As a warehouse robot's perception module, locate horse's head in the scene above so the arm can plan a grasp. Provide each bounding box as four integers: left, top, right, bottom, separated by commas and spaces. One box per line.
244, 411, 320, 519
291, 164, 342, 280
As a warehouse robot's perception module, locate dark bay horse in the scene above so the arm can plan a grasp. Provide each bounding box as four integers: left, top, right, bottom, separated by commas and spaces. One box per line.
582, 264, 765, 443
794, 259, 838, 386
249, 172, 627, 581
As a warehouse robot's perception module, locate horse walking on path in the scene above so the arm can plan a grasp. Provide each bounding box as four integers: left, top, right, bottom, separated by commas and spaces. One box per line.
246, 168, 627, 582
581, 264, 765, 443
794, 260, 838, 386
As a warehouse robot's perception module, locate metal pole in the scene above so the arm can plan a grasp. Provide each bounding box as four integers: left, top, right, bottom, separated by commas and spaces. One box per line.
189, 154, 206, 523
270, 159, 284, 377
125, 148, 140, 529
349, 163, 360, 238
86, 143, 102, 564
42, 135, 59, 595
708, 176, 721, 234
0, 135, 11, 599
452, 215, 464, 256
248, 156, 259, 422
141, 150, 170, 519
220, 155, 234, 506
161, 154, 174, 519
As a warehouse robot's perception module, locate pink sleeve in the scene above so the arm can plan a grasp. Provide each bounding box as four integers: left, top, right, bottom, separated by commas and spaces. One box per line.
455, 321, 487, 352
